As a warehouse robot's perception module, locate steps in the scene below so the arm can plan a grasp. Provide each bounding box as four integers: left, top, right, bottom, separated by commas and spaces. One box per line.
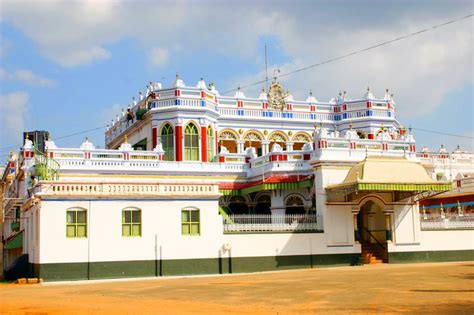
361, 242, 386, 264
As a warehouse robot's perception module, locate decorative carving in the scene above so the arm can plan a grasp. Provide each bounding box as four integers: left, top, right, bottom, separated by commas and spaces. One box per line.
293, 133, 311, 143
244, 131, 262, 141
269, 132, 286, 142
267, 79, 287, 110
219, 130, 238, 140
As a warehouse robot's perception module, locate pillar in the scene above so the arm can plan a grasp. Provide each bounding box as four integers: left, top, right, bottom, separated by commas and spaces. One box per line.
237, 140, 245, 154
270, 190, 285, 224
383, 210, 393, 242
286, 141, 294, 152
175, 125, 183, 161
261, 140, 270, 155
352, 208, 360, 243
201, 125, 207, 162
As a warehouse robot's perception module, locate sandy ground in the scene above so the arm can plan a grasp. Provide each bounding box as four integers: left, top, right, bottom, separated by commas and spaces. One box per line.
0, 262, 473, 314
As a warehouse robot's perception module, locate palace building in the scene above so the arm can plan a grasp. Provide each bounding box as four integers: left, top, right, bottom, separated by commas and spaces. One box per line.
2, 76, 473, 281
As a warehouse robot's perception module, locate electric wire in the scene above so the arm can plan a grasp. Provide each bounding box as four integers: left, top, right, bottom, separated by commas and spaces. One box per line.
221, 13, 474, 95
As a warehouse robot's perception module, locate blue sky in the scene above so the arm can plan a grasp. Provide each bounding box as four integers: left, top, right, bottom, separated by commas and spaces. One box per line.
0, 0, 472, 160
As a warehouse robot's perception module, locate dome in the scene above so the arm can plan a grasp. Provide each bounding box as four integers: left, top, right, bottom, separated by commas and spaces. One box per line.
173, 73, 185, 88
306, 91, 318, 103
196, 78, 207, 89
234, 86, 246, 99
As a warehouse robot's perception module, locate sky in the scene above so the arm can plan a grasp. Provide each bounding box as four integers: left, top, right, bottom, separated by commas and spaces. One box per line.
0, 0, 472, 160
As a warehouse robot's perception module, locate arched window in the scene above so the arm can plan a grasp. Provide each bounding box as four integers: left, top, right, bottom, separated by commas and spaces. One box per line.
184, 123, 199, 161
66, 208, 87, 238
285, 195, 305, 215
207, 126, 215, 162
122, 207, 141, 237
161, 123, 174, 161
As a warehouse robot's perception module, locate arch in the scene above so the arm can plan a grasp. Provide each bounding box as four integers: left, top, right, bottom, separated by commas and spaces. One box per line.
160, 122, 174, 161
207, 125, 215, 162
243, 130, 264, 141
254, 193, 271, 214
292, 132, 312, 151
244, 130, 264, 156
357, 199, 386, 246
184, 122, 199, 161
218, 129, 238, 154
285, 194, 305, 215
356, 195, 387, 207
227, 195, 249, 215
268, 131, 289, 142
218, 129, 239, 140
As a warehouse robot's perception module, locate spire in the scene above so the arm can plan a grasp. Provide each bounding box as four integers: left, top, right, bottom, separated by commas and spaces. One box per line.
196, 77, 207, 89
234, 85, 246, 98
173, 72, 185, 87
364, 86, 375, 99
306, 90, 318, 103
259, 86, 267, 100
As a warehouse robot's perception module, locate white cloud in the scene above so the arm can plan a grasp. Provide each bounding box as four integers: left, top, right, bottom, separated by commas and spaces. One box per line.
1, 1, 472, 119
0, 68, 56, 87
0, 92, 29, 147
148, 47, 169, 67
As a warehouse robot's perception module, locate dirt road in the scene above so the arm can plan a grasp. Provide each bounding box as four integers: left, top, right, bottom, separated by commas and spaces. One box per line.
1, 262, 473, 314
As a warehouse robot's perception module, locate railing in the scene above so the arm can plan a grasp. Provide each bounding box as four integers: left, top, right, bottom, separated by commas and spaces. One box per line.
223, 214, 319, 233
420, 213, 474, 230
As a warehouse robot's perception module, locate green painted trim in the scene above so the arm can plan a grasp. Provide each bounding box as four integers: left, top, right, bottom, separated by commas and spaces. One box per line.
32, 253, 358, 281
389, 249, 474, 263
219, 189, 241, 196
5, 231, 23, 250
357, 182, 451, 191
241, 179, 314, 195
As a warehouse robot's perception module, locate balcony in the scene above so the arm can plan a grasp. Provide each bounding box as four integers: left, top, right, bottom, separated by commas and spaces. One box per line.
223, 214, 320, 233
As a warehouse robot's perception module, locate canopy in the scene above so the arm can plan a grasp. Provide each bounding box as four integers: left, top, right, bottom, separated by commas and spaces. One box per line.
326, 157, 451, 199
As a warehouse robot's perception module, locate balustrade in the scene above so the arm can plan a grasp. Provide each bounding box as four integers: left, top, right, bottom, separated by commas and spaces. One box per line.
223, 214, 319, 233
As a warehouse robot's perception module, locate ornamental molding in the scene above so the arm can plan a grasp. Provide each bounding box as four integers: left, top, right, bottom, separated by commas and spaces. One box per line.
267, 79, 288, 111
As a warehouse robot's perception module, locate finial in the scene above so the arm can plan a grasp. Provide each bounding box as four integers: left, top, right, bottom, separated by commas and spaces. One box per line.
237, 85, 241, 90
309, 90, 313, 96
338, 90, 342, 97
343, 90, 347, 96
313, 123, 318, 130
367, 86, 370, 92
176, 72, 179, 79
149, 81, 153, 86
440, 144, 444, 148
124, 135, 128, 143
349, 123, 353, 130
85, 137, 88, 141
457, 144, 460, 150
381, 123, 384, 131
386, 88, 389, 93
409, 125, 413, 134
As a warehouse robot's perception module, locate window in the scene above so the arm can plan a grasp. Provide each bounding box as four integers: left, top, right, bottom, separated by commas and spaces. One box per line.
184, 123, 199, 161
161, 123, 174, 161
207, 126, 214, 162
122, 208, 141, 237
66, 208, 87, 237
181, 208, 200, 235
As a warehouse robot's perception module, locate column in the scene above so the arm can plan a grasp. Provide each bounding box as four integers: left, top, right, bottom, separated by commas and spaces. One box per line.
286, 141, 294, 151
201, 125, 207, 162
152, 127, 157, 150
261, 140, 270, 155
237, 140, 245, 154
270, 190, 285, 225
175, 125, 183, 161
352, 208, 360, 243
383, 210, 393, 242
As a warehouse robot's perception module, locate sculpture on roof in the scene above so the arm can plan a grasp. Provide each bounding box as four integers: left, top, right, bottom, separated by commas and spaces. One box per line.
267, 77, 287, 111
